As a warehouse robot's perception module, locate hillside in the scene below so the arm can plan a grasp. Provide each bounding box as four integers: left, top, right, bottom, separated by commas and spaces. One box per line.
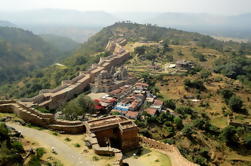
40, 34, 80, 52
0, 22, 250, 165
1, 22, 251, 98
0, 27, 69, 85
0, 20, 16, 27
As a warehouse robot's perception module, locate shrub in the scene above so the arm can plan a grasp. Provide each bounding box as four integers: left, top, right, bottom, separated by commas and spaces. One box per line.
92, 156, 99, 161
182, 125, 194, 137
200, 70, 211, 79
220, 89, 234, 102
220, 125, 238, 146
11, 141, 24, 153
36, 148, 46, 158
74, 143, 81, 148
176, 106, 193, 115
174, 116, 183, 129
163, 99, 176, 110
184, 79, 206, 91
228, 96, 243, 112
64, 137, 71, 142
163, 138, 175, 144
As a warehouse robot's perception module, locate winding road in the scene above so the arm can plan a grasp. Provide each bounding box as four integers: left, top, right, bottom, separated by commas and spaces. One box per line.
7, 123, 94, 166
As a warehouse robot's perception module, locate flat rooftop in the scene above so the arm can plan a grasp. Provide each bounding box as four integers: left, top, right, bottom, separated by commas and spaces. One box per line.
86, 115, 137, 132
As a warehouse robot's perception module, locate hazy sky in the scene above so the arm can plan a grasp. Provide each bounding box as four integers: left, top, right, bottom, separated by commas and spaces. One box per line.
1, 0, 251, 15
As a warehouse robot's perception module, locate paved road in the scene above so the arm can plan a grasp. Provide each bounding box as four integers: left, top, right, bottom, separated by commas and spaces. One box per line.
7, 123, 94, 166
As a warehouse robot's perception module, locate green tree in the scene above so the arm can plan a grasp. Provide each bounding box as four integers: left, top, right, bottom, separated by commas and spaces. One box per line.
163, 99, 176, 110
228, 96, 243, 112
182, 125, 194, 138
134, 46, 146, 55
174, 116, 183, 129
220, 125, 238, 146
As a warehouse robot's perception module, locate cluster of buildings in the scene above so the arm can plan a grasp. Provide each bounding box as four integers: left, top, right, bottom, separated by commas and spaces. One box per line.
93, 81, 163, 120
91, 66, 136, 93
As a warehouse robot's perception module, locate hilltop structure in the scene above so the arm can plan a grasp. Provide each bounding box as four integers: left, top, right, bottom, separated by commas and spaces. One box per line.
85, 115, 139, 151
91, 66, 136, 93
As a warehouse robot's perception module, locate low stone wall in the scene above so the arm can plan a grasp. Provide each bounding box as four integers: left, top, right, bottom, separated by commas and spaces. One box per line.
0, 100, 85, 134
139, 136, 199, 166
48, 124, 85, 134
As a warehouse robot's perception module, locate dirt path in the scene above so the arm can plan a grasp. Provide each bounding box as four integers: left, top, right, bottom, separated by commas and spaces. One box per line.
7, 123, 95, 166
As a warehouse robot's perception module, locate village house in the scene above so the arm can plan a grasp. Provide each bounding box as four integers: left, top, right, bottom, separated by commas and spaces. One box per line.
94, 96, 117, 111
125, 111, 139, 119
145, 107, 158, 116
109, 85, 133, 99
150, 99, 164, 111
176, 60, 194, 70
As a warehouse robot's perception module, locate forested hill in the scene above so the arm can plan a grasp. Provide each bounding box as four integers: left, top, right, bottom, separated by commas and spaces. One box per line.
1, 22, 251, 98
40, 34, 80, 52
0, 27, 69, 85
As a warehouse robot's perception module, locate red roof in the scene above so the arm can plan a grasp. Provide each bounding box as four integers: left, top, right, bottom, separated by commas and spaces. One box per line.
135, 82, 149, 87
126, 111, 139, 118
153, 99, 163, 106
95, 105, 104, 110
145, 108, 157, 115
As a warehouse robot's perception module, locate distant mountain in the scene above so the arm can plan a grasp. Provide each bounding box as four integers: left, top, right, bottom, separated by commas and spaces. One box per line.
40, 34, 80, 52
1, 9, 251, 42
25, 25, 100, 42
0, 20, 16, 27
0, 9, 118, 26
0, 27, 68, 85
0, 9, 115, 42
147, 12, 251, 40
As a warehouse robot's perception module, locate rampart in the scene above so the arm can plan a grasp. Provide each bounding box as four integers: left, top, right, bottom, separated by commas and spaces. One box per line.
0, 100, 85, 134
19, 41, 131, 110
139, 136, 199, 166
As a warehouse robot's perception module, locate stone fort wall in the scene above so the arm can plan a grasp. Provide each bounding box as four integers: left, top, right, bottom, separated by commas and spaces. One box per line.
20, 41, 131, 110
0, 100, 85, 134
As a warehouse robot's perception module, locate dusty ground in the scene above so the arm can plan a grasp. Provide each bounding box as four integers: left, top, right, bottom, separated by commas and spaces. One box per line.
88, 92, 108, 100
124, 147, 172, 166
7, 123, 95, 166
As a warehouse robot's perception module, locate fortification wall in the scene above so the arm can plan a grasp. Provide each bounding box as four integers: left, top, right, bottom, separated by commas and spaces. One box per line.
19, 41, 131, 110
139, 136, 199, 166
48, 124, 85, 134
0, 101, 85, 134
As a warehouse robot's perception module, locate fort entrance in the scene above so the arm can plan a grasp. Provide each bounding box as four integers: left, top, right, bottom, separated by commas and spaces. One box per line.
85, 116, 139, 151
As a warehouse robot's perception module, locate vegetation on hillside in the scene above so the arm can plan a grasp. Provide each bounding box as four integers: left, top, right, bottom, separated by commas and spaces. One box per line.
0, 27, 70, 86
1, 22, 251, 98
0, 123, 24, 166
40, 34, 80, 52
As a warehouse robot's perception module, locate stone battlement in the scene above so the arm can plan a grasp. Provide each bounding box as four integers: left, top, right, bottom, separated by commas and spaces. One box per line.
20, 40, 131, 110
0, 100, 85, 134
